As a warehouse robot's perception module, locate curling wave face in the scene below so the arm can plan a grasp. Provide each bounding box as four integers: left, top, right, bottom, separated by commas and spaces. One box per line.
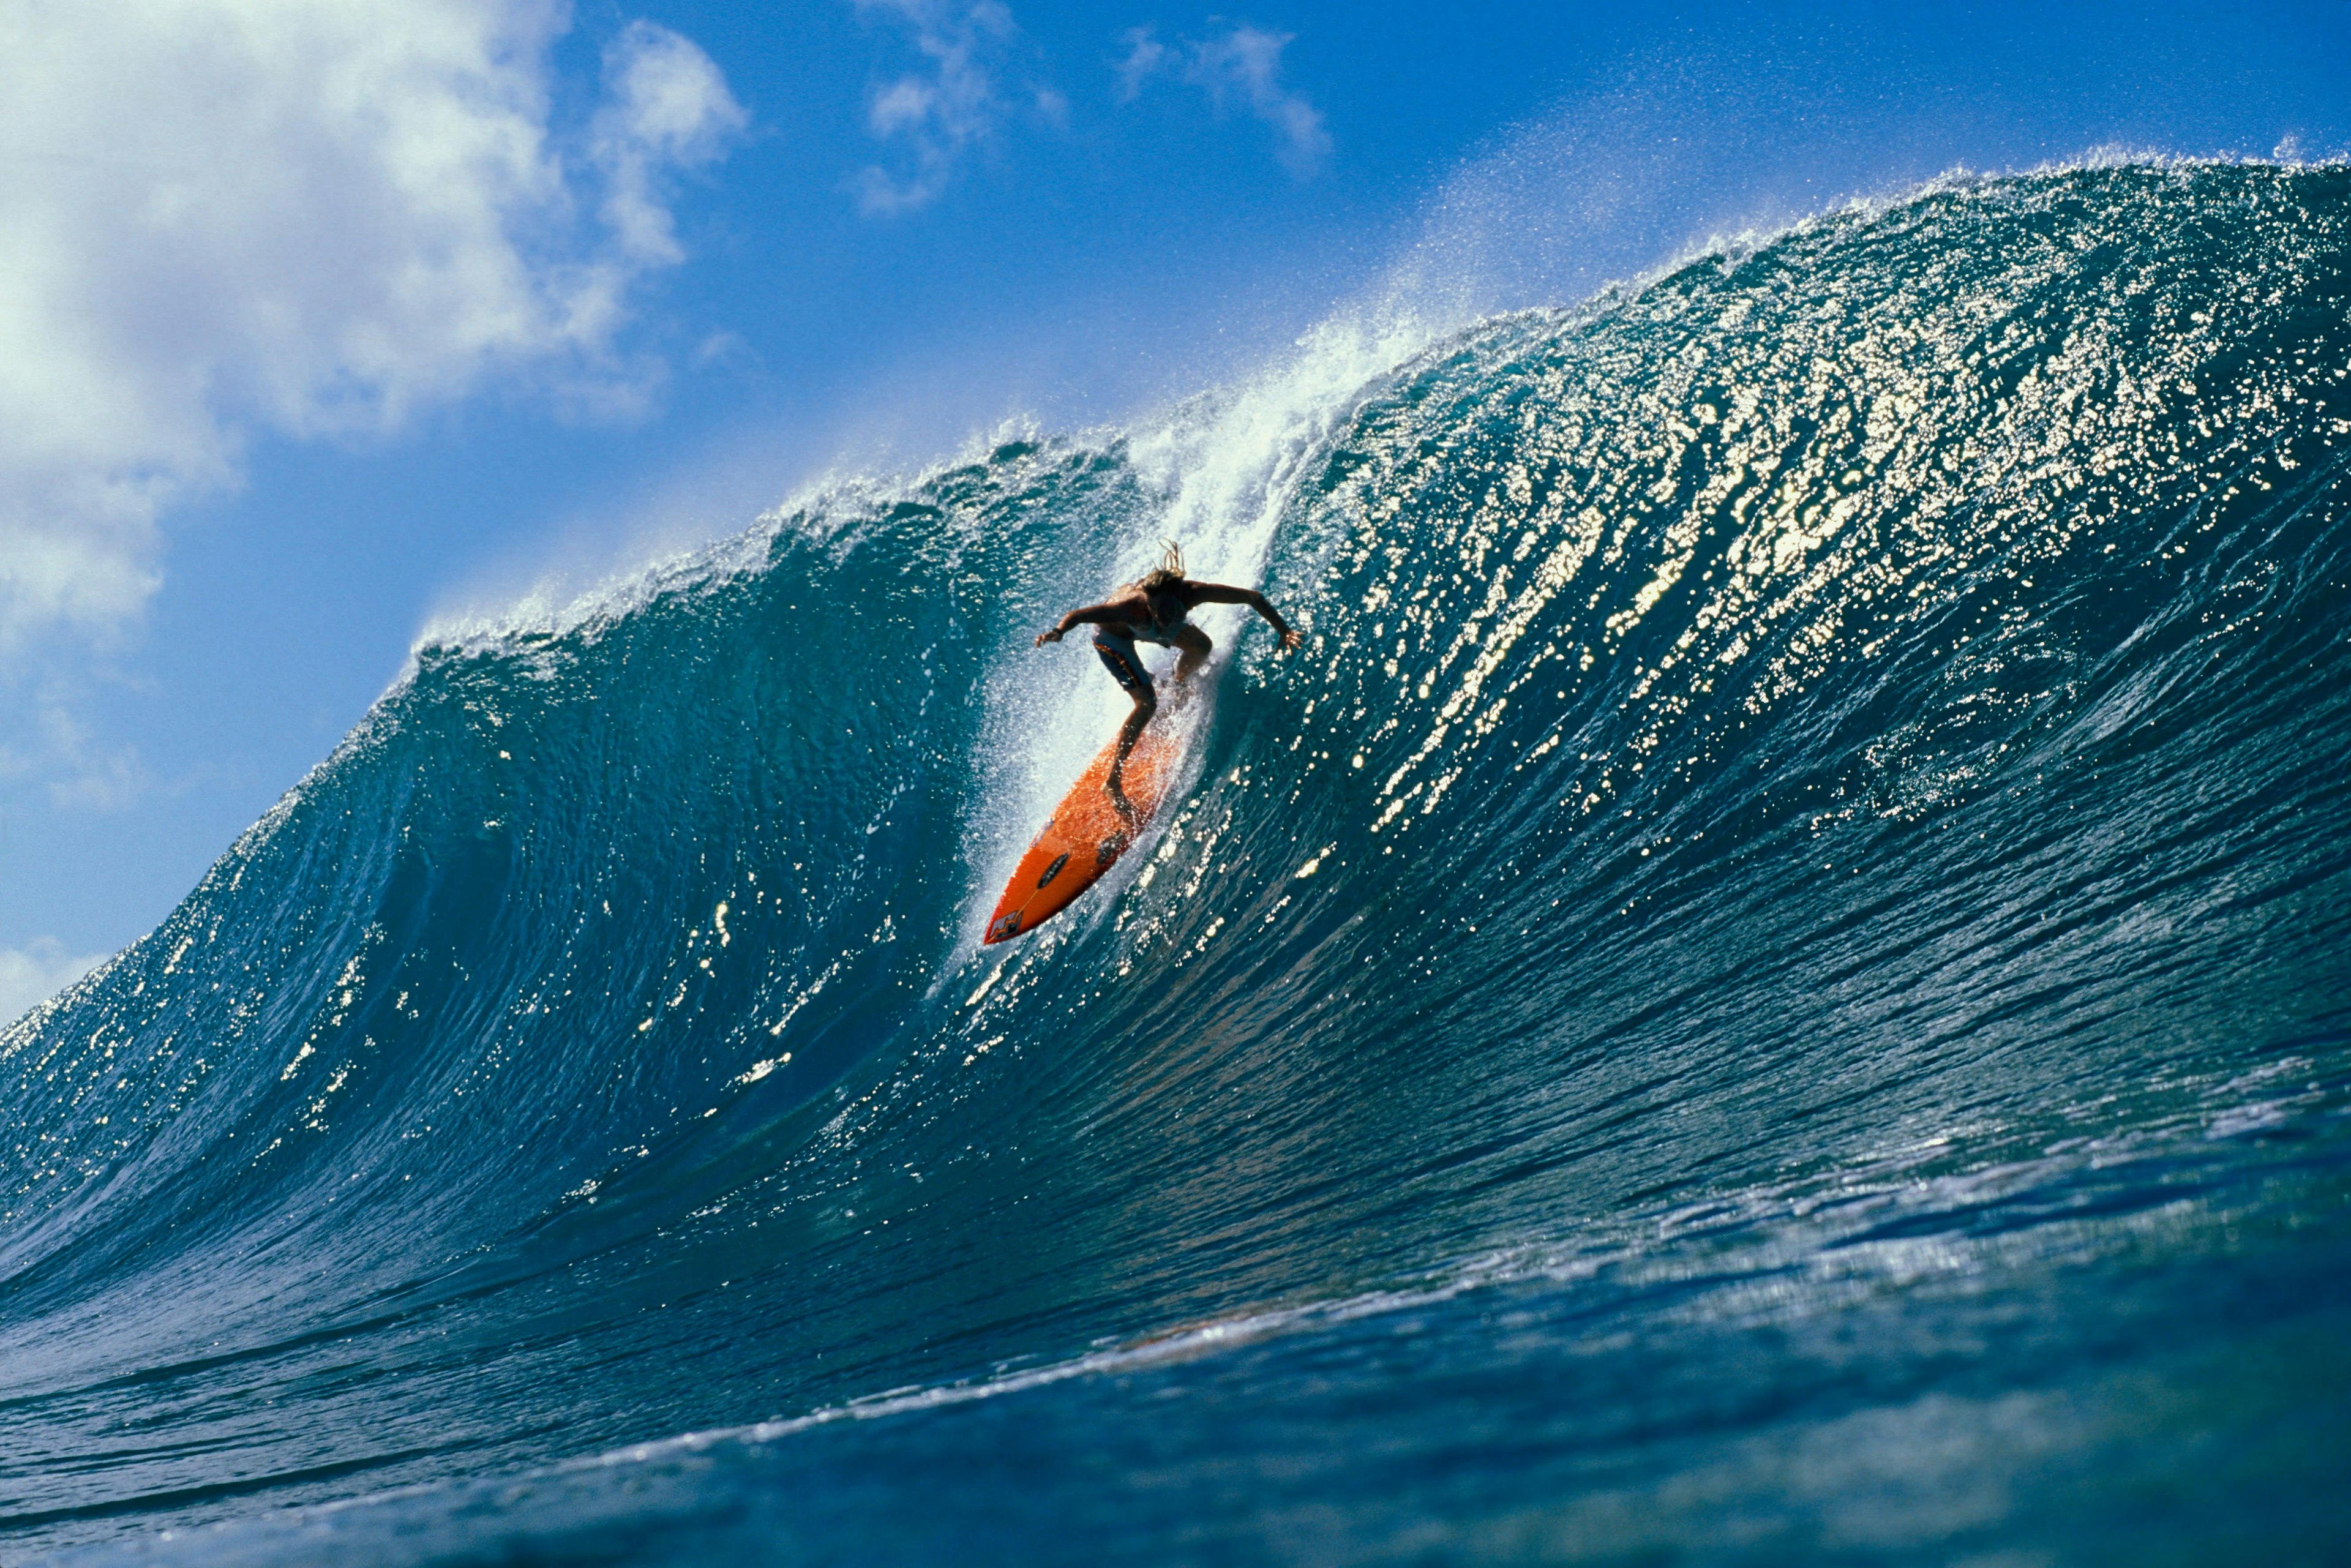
7, 161, 2351, 1564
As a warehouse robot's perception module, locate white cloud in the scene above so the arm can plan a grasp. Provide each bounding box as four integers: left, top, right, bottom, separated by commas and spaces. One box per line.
1117, 23, 1330, 177
0, 696, 160, 812
0, 938, 106, 1027
0, 0, 743, 662
852, 0, 1039, 214
596, 20, 747, 269
1114, 26, 1168, 102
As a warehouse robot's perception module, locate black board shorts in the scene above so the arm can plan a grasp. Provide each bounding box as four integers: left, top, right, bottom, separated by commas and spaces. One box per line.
1093, 634, 1155, 698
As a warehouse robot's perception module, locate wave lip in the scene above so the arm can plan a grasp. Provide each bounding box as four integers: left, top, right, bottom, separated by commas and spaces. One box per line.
6, 160, 2351, 1562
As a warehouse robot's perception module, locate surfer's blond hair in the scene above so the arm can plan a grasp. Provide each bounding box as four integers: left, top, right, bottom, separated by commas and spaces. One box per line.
1130, 539, 1185, 593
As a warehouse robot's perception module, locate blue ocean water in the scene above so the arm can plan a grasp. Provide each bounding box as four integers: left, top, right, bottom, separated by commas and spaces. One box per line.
5, 161, 2350, 1565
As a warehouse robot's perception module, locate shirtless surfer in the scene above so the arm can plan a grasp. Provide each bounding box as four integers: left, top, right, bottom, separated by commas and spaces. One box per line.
1034, 543, 1299, 817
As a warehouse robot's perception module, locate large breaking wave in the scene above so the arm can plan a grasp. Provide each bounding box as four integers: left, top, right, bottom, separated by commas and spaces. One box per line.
7, 160, 2351, 1564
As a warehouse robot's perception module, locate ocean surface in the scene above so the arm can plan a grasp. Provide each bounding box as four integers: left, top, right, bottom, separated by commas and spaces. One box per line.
5, 161, 2349, 1565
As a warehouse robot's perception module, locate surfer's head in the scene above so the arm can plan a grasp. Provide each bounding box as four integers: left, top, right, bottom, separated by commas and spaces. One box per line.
1130, 540, 1186, 596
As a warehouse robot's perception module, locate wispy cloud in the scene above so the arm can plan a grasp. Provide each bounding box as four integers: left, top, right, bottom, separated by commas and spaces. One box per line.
0, 938, 107, 1027
596, 22, 752, 272
0, 696, 157, 811
0, 1, 744, 672
1117, 22, 1330, 177
852, 0, 1061, 214
1115, 26, 1169, 101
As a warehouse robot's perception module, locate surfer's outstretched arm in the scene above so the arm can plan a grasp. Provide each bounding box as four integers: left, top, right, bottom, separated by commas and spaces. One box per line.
1033, 598, 1145, 646
1183, 582, 1301, 649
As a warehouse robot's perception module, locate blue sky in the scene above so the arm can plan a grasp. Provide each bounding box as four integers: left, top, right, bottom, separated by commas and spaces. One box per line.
3, 0, 2347, 1016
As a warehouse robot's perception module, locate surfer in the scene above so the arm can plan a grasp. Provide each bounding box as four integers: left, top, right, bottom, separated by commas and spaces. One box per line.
1034, 543, 1300, 817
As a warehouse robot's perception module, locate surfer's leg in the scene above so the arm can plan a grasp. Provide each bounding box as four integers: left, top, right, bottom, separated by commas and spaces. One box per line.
1108, 688, 1155, 820
1172, 623, 1212, 685
1094, 637, 1158, 821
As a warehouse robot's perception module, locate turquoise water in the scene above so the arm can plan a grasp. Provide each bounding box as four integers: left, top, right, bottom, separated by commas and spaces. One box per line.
6, 162, 2350, 1564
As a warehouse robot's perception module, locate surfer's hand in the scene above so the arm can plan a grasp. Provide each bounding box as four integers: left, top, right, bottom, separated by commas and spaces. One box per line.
1035, 627, 1064, 647
1277, 628, 1302, 651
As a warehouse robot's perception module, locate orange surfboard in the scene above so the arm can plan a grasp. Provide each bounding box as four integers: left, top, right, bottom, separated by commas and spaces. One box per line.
984, 720, 1183, 943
